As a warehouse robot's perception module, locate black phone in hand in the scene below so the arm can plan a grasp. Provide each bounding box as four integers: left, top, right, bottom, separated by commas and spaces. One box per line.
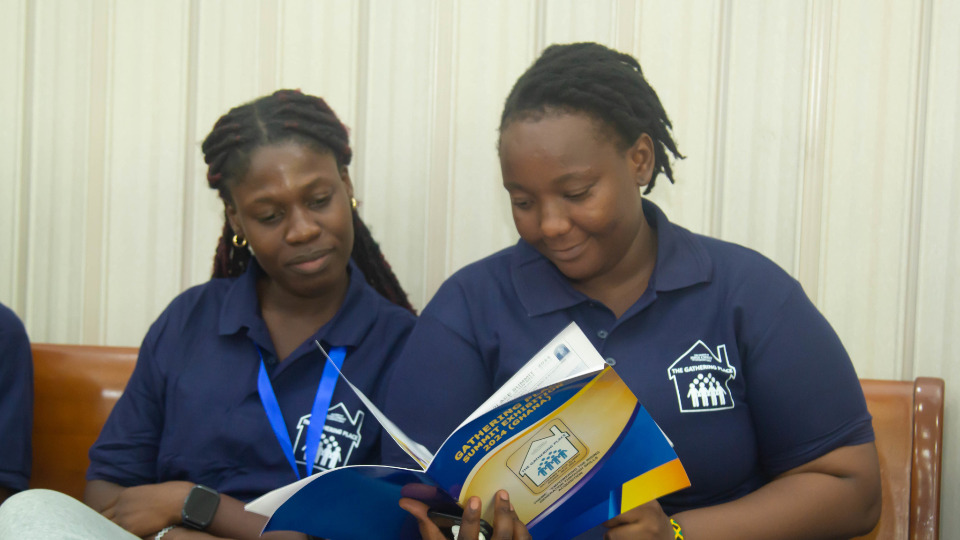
427, 509, 493, 540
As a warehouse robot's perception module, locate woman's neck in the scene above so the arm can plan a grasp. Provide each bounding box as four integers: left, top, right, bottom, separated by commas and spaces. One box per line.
256, 273, 350, 362
572, 218, 658, 319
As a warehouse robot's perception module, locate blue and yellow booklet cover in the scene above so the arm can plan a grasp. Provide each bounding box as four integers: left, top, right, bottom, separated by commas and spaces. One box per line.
246, 323, 689, 539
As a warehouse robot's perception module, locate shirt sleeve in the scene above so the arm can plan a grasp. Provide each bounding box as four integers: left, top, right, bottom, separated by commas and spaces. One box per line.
86, 315, 168, 486
0, 318, 33, 492
380, 280, 495, 467
742, 281, 874, 477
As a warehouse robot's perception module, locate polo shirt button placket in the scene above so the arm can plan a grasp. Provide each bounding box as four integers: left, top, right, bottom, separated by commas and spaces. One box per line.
597, 329, 609, 339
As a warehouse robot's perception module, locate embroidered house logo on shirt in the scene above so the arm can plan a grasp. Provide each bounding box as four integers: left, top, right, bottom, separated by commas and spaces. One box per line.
668, 341, 737, 413
294, 402, 365, 473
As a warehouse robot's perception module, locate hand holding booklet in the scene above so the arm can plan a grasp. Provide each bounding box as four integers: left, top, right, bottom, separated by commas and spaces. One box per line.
245, 323, 689, 539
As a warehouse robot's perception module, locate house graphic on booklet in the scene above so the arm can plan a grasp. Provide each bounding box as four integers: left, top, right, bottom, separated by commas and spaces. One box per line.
518, 425, 579, 487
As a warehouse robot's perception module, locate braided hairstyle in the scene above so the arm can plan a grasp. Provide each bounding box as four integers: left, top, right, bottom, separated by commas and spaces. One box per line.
499, 42, 683, 194
201, 89, 414, 312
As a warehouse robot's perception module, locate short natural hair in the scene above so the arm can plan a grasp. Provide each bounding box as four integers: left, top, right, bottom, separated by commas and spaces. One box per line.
500, 42, 683, 193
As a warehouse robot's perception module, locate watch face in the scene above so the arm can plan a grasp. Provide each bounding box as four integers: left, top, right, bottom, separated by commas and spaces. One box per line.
183, 485, 220, 529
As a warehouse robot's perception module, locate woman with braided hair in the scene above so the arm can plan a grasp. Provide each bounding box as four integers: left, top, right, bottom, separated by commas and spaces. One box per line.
0, 90, 415, 540
386, 43, 881, 539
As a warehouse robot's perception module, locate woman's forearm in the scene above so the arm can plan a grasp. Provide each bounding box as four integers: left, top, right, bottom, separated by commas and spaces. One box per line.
672, 443, 881, 540
84, 479, 126, 512
0, 486, 15, 505
85, 479, 303, 540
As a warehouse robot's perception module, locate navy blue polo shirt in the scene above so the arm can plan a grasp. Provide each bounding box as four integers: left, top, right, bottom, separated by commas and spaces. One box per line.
0, 303, 32, 493
88, 260, 415, 502
383, 200, 873, 522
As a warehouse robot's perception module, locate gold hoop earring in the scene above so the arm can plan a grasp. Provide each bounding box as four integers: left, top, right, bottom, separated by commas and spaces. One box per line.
351, 197, 358, 209
232, 234, 247, 248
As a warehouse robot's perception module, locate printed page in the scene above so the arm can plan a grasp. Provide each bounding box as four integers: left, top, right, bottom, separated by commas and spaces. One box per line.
315, 342, 434, 468
457, 322, 604, 430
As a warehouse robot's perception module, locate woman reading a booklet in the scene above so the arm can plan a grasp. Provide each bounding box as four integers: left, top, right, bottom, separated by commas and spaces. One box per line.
386, 43, 881, 540
0, 90, 415, 540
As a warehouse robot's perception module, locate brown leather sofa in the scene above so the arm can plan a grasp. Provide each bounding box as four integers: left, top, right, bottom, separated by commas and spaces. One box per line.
29, 343, 137, 500
854, 377, 944, 540
27, 344, 943, 538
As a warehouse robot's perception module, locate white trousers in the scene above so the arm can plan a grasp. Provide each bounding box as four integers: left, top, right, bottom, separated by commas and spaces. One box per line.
0, 489, 139, 540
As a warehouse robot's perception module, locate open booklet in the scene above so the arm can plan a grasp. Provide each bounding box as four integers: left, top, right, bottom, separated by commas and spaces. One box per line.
245, 323, 689, 539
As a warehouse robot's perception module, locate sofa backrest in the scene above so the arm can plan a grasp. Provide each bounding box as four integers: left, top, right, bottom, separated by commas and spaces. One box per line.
854, 377, 944, 540
29, 343, 138, 500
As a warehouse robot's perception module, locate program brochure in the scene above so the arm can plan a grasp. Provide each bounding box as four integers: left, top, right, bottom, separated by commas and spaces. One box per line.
245, 323, 690, 539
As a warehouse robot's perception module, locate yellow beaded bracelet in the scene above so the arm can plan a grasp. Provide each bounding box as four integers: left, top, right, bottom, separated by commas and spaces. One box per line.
671, 518, 684, 540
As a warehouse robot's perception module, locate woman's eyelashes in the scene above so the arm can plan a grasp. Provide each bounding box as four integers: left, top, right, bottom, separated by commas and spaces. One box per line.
564, 186, 591, 200
511, 197, 533, 210
510, 185, 593, 210
252, 193, 335, 224
256, 210, 282, 224
308, 194, 332, 209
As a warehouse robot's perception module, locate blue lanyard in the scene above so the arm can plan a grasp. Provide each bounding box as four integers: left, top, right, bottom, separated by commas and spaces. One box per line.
255, 343, 346, 479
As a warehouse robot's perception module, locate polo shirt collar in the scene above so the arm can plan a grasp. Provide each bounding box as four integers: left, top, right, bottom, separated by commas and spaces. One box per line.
511, 241, 586, 316
644, 199, 713, 292
218, 258, 380, 354
511, 199, 712, 317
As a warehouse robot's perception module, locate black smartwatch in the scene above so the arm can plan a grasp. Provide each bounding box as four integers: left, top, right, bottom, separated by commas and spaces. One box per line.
181, 484, 220, 530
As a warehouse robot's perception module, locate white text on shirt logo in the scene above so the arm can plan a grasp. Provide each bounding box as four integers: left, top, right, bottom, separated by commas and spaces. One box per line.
667, 341, 737, 413
294, 402, 365, 472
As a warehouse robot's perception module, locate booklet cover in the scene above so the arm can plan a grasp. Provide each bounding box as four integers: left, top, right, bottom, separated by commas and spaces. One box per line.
245, 323, 689, 540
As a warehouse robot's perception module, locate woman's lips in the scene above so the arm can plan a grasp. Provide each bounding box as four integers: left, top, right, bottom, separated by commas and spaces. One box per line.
287, 250, 332, 273
547, 241, 586, 262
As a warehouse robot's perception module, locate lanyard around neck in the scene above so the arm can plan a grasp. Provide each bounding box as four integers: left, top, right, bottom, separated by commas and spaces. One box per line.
254, 343, 346, 479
